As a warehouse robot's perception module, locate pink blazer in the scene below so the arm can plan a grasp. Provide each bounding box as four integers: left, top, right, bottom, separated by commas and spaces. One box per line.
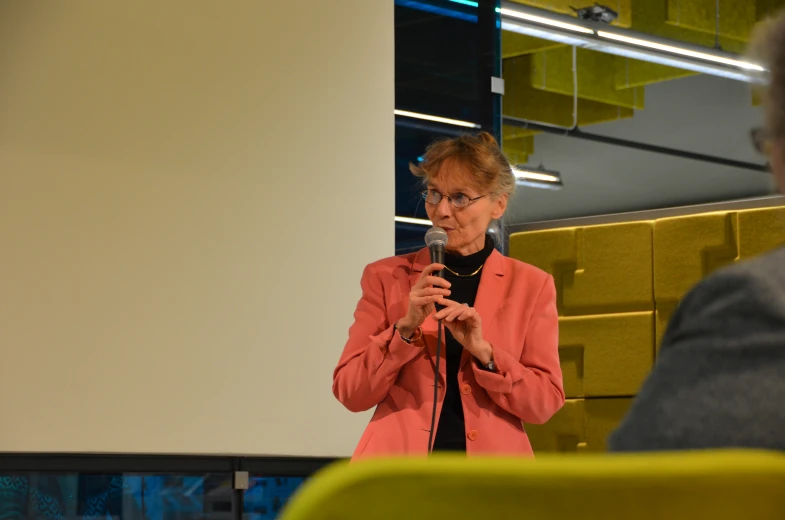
333, 246, 564, 460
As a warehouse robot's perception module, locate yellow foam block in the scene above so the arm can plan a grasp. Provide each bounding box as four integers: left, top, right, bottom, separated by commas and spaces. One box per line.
530, 48, 646, 110
654, 207, 785, 352
510, 222, 654, 316
631, 0, 746, 54
666, 0, 755, 43
502, 33, 564, 59
501, 127, 535, 166
503, 55, 635, 129
510, 0, 632, 27
559, 312, 653, 398
737, 206, 785, 259
654, 212, 737, 304
525, 398, 633, 453
509, 227, 575, 275
614, 58, 696, 89
655, 305, 677, 354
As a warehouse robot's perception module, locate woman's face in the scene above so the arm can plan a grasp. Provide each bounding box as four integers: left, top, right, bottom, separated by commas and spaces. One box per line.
424, 159, 507, 256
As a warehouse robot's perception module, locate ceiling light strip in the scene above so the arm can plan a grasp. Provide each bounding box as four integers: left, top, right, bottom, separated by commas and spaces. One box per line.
499, 7, 593, 34
513, 169, 561, 183
395, 216, 433, 226
501, 20, 592, 46
394, 109, 481, 129
596, 31, 765, 72
499, 2, 766, 83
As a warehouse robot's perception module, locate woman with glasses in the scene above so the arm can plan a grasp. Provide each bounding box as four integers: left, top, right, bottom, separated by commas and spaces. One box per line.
333, 132, 564, 459
609, 12, 785, 452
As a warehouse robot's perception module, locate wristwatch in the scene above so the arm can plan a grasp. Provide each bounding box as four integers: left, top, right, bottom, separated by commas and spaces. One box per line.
394, 323, 422, 344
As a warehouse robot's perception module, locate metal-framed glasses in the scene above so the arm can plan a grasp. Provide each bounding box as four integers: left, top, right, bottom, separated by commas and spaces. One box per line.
421, 189, 487, 209
751, 127, 773, 156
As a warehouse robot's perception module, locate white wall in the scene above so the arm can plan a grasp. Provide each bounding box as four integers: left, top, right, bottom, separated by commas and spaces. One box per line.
0, 0, 392, 457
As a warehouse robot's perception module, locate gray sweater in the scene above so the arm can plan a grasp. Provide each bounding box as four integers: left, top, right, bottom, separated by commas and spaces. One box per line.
608, 246, 785, 452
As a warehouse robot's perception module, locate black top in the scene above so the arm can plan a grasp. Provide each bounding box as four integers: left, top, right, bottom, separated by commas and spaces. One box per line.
432, 234, 496, 452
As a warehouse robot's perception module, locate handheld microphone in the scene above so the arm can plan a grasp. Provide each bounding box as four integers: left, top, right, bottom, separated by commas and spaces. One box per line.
424, 227, 447, 278
423, 226, 447, 454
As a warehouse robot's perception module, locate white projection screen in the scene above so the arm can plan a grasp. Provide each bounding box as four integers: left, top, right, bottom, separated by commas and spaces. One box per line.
0, 0, 393, 457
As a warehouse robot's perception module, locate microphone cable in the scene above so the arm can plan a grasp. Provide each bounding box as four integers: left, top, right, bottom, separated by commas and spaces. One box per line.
427, 318, 443, 453
423, 226, 448, 454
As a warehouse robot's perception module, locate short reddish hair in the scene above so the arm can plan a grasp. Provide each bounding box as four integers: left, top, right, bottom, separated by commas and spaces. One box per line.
409, 132, 516, 197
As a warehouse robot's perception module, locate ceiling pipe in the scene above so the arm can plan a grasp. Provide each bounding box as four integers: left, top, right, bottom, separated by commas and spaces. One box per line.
503, 115, 769, 173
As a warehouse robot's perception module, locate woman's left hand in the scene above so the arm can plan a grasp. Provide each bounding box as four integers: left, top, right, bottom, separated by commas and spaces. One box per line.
434, 298, 493, 366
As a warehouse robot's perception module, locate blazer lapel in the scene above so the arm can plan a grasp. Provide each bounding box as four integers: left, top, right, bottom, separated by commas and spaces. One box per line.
459, 249, 507, 371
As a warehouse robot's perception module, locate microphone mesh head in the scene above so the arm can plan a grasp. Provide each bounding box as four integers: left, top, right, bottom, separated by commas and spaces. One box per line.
425, 226, 448, 247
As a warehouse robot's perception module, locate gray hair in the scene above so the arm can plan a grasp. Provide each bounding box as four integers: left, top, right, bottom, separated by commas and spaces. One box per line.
749, 10, 785, 140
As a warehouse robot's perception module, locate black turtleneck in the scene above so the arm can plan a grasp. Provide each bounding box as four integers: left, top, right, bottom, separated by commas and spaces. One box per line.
432, 234, 496, 453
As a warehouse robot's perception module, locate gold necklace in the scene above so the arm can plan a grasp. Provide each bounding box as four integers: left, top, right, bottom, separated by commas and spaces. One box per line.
443, 264, 484, 278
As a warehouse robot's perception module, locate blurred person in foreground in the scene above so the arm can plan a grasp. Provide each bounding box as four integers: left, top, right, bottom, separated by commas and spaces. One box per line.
609, 12, 785, 452
333, 132, 564, 459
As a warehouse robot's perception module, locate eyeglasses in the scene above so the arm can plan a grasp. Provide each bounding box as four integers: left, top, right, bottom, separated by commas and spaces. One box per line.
421, 189, 488, 209
751, 127, 773, 156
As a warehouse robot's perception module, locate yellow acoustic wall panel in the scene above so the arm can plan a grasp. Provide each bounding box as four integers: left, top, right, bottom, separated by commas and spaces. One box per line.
666, 0, 756, 43
654, 212, 737, 302
653, 206, 785, 346
630, 0, 747, 54
615, 59, 696, 90
561, 223, 654, 316
501, 127, 535, 165
509, 226, 576, 278
524, 398, 634, 452
531, 48, 646, 110
509, 222, 654, 316
503, 55, 635, 129
512, 204, 784, 452
653, 212, 738, 346
510, 222, 653, 450
560, 312, 654, 398
509, 0, 633, 27
502, 33, 564, 59
736, 206, 785, 259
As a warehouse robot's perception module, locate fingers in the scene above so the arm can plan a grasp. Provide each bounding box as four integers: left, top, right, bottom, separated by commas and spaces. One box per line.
410, 287, 450, 310
435, 297, 459, 308
444, 306, 467, 323
453, 306, 475, 322
433, 299, 462, 320
409, 294, 443, 307
421, 263, 445, 277
435, 301, 479, 323
415, 275, 451, 291
415, 287, 451, 298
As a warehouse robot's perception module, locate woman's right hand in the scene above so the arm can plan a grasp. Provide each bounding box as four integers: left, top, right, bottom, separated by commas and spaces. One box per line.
396, 263, 451, 339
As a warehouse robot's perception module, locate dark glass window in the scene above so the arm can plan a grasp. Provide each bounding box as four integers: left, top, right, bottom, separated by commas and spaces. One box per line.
394, 0, 501, 253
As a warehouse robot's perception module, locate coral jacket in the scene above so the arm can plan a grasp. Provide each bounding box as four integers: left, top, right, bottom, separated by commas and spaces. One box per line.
333, 246, 564, 459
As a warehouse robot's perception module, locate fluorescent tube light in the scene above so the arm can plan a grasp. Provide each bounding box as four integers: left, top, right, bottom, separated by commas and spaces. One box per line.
513, 166, 563, 190
515, 170, 560, 183
596, 31, 765, 72
501, 20, 592, 46
394, 109, 481, 129
499, 1, 768, 84
500, 7, 594, 34
395, 216, 433, 226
